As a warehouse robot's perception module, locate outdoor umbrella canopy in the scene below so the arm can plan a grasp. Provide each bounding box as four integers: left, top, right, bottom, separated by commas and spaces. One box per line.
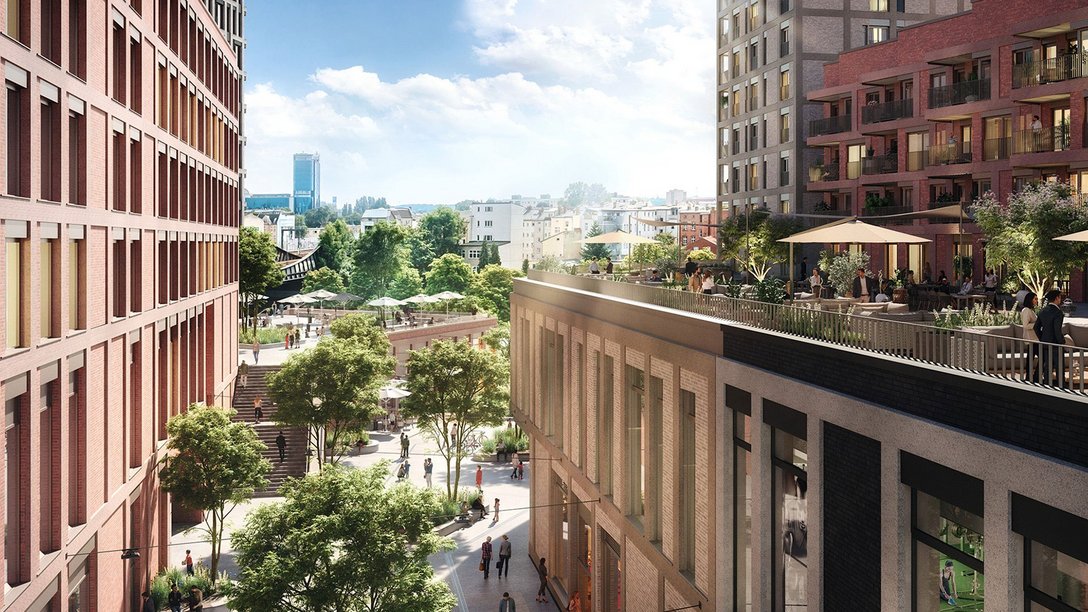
579, 230, 657, 245
1056, 229, 1088, 242
278, 294, 317, 305
778, 218, 931, 244
379, 386, 412, 400
328, 292, 365, 302
367, 296, 407, 307
430, 291, 465, 300
304, 289, 337, 300
404, 294, 440, 304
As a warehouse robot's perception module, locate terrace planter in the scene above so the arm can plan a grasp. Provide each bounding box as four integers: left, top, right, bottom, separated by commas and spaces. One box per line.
892, 288, 908, 304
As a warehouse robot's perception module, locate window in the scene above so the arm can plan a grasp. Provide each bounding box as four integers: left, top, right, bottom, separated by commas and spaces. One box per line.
41, 0, 62, 64
780, 69, 791, 101
40, 95, 62, 202
130, 35, 142, 113
484, 220, 493, 227
5, 387, 29, 587
602, 532, 622, 612
913, 490, 985, 610
780, 111, 790, 143
39, 379, 59, 553
68, 0, 87, 78
780, 25, 790, 57
6, 235, 26, 349
780, 154, 790, 186
68, 231, 83, 330
68, 108, 86, 205
865, 25, 890, 45
130, 240, 142, 312
130, 136, 142, 213
869, 0, 889, 9
772, 422, 808, 611
597, 353, 614, 496
6, 0, 28, 43
624, 366, 644, 520
780, 0, 791, 15
747, 1, 760, 30
112, 237, 127, 318
731, 393, 752, 608
112, 20, 127, 104
40, 235, 59, 339
68, 367, 85, 526
112, 128, 126, 212
7, 80, 30, 197
680, 390, 696, 574
551, 473, 569, 590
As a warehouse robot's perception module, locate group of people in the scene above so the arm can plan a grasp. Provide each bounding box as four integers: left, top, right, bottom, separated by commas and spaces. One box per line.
682, 259, 718, 294
587, 257, 614, 275
142, 582, 202, 612
1020, 288, 1069, 386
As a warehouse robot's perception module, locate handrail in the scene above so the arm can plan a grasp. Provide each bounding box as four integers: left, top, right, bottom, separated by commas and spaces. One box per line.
525, 270, 1087, 397
928, 78, 990, 109
861, 98, 913, 124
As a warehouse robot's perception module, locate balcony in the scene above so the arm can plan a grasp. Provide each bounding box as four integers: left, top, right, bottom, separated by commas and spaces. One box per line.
1012, 53, 1087, 88
861, 154, 899, 175
927, 141, 972, 166
982, 136, 1011, 161
1013, 126, 1072, 154
927, 79, 991, 109
808, 114, 851, 137
861, 205, 914, 225
808, 163, 840, 182
861, 99, 913, 125
906, 150, 929, 171
928, 200, 966, 224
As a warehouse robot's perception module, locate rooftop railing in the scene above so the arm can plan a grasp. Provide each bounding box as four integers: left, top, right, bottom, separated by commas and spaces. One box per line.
928, 78, 991, 109
526, 270, 1087, 397
808, 114, 851, 137
861, 98, 913, 124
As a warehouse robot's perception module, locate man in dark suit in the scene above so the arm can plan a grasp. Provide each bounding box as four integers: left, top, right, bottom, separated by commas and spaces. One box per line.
851, 267, 877, 302
1034, 289, 1065, 386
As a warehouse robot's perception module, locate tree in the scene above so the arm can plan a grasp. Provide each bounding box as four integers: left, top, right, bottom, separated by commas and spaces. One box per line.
718, 213, 804, 281
304, 206, 336, 228
469, 264, 517, 322
628, 233, 675, 272
481, 322, 510, 361
351, 221, 408, 298
159, 405, 270, 579
580, 223, 613, 261
400, 341, 509, 500
302, 267, 346, 293
267, 338, 394, 468
522, 258, 530, 274
477, 240, 493, 268
403, 227, 436, 274
563, 182, 609, 208
313, 220, 354, 272
688, 247, 715, 261
972, 182, 1088, 296
227, 465, 456, 612
533, 255, 564, 273
425, 253, 474, 294
388, 268, 424, 300
487, 242, 502, 266
240, 227, 285, 332
329, 313, 391, 355
419, 208, 465, 258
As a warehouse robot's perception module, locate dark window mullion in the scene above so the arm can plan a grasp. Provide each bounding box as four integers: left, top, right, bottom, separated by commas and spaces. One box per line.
913, 529, 984, 571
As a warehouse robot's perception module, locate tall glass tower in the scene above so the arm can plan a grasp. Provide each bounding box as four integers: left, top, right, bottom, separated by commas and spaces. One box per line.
293, 152, 321, 215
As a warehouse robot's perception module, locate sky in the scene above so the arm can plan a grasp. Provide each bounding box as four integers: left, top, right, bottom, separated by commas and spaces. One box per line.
242, 0, 716, 205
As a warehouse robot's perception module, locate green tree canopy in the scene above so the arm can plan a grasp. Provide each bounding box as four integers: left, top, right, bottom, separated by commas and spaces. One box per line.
351, 221, 409, 299
159, 405, 270, 579
240, 227, 285, 331
403, 227, 436, 274
972, 182, 1088, 296
580, 222, 613, 261
388, 268, 424, 300
533, 255, 564, 273
304, 206, 336, 228
313, 220, 354, 272
477, 240, 493, 268
227, 465, 456, 612
687, 247, 715, 261
563, 182, 609, 208
400, 341, 509, 500
469, 264, 518, 322
718, 213, 804, 281
266, 338, 394, 467
628, 233, 675, 271
328, 313, 391, 355
418, 207, 465, 258
425, 253, 474, 294
481, 322, 510, 361
302, 267, 346, 294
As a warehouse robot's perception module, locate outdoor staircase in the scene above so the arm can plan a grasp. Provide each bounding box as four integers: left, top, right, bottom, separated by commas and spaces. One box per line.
231, 365, 308, 497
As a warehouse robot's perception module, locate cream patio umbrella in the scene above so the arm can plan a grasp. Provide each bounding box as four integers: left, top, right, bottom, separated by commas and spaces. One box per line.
1056, 229, 1088, 242
779, 218, 931, 297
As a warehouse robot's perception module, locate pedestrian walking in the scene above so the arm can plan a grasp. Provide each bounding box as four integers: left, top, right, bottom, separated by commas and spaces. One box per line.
498, 534, 512, 578
424, 457, 433, 488
535, 557, 549, 603
276, 431, 287, 462
400, 432, 410, 458
517, 460, 524, 481
293, 328, 301, 348
238, 360, 249, 388
476, 465, 484, 490
167, 583, 183, 612
284, 330, 291, 350
481, 536, 494, 579
183, 549, 194, 576
251, 340, 260, 364
510, 461, 518, 479
403, 459, 411, 479
141, 591, 156, 612
492, 498, 501, 522
500, 592, 517, 612
253, 396, 264, 424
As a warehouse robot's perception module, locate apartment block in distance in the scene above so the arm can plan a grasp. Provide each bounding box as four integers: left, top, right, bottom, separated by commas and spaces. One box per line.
512, 272, 1088, 611
715, 0, 969, 221
806, 0, 1088, 299
0, 0, 243, 609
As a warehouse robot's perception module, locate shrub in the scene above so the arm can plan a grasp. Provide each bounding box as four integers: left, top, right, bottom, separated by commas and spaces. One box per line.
934, 303, 1020, 330
480, 438, 497, 454
149, 565, 227, 609
239, 327, 291, 345
753, 278, 786, 304
820, 250, 872, 298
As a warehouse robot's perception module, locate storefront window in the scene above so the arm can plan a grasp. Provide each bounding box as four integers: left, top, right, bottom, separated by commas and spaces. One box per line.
602, 532, 623, 612
913, 490, 985, 611
735, 410, 753, 611
773, 428, 807, 611
573, 502, 593, 611
1028, 540, 1088, 610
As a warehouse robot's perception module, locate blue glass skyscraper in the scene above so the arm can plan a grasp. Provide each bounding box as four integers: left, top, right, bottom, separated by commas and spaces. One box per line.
293, 152, 321, 215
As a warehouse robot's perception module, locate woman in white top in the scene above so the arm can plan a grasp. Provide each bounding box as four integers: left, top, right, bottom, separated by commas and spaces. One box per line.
1022, 292, 1039, 381
701, 271, 716, 295
809, 267, 823, 298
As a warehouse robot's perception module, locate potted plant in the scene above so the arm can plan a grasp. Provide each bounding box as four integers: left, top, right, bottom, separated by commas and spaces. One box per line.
864, 192, 884, 210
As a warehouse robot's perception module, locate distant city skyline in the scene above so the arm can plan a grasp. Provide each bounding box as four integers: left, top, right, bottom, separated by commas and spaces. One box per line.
242, 0, 715, 204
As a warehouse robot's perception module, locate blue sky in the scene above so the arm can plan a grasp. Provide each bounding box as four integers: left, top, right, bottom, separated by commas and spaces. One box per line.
242, 0, 715, 205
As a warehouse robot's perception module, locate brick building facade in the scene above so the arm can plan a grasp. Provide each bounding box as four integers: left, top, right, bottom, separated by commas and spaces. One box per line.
0, 0, 242, 609
512, 271, 1088, 612
806, 0, 1088, 297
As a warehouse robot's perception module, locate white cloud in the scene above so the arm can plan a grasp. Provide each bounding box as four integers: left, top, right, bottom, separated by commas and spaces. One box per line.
243, 0, 714, 203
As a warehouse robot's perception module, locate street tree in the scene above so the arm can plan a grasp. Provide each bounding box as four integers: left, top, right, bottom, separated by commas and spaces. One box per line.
328, 313, 391, 354
469, 264, 518, 322
159, 405, 270, 579
419, 207, 465, 257
400, 341, 509, 500
628, 233, 675, 272
227, 465, 456, 612
313, 220, 354, 272
972, 182, 1088, 296
580, 223, 613, 261
266, 338, 394, 468
533, 255, 564, 273
425, 253, 474, 294
240, 227, 284, 332
352, 221, 408, 298
302, 266, 346, 293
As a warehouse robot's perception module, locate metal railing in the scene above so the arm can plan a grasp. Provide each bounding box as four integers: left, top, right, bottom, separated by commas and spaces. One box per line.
861, 205, 914, 224
526, 271, 1088, 396
862, 155, 898, 175
809, 164, 839, 182
861, 99, 913, 124
1013, 126, 1071, 154
927, 141, 972, 165
907, 150, 929, 171
983, 136, 1011, 160
928, 78, 991, 109
846, 160, 862, 179
1013, 53, 1087, 88
808, 114, 851, 137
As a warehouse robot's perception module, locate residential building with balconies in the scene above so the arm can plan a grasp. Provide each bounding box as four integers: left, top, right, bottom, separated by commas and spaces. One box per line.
716, 0, 969, 225
805, 0, 1088, 297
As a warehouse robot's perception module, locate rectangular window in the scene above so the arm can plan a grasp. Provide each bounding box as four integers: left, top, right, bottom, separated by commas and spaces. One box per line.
913, 490, 985, 610
865, 25, 890, 45
773, 426, 808, 611
40, 97, 62, 202
870, 0, 889, 9
780, 155, 790, 186
130, 137, 142, 213
40, 238, 58, 339
39, 381, 59, 553
780, 69, 791, 101
647, 376, 663, 543
734, 408, 753, 609
130, 241, 142, 312
112, 22, 126, 104
576, 344, 586, 469
5, 392, 28, 586
780, 25, 790, 57
68, 0, 87, 79
112, 130, 126, 212
624, 366, 644, 521
112, 239, 127, 318
41, 0, 62, 64
551, 473, 569, 590
679, 390, 696, 574
598, 353, 614, 496
129, 36, 142, 113
7, 83, 30, 197
6, 238, 25, 349
68, 236, 83, 330
780, 112, 790, 143
6, 0, 28, 43
602, 532, 622, 612
68, 368, 85, 526
68, 110, 86, 205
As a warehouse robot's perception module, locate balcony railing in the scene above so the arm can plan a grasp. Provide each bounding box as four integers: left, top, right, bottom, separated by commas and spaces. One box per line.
983, 136, 1011, 161
808, 114, 851, 137
862, 154, 899, 175
808, 164, 840, 182
1013, 126, 1072, 154
1012, 53, 1087, 88
861, 205, 914, 224
846, 160, 862, 179
927, 141, 972, 165
927, 78, 991, 109
861, 99, 913, 124
526, 271, 1088, 396
907, 150, 929, 171
929, 200, 966, 224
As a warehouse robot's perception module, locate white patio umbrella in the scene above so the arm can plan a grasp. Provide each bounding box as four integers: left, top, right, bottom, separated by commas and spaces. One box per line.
404, 294, 440, 304
430, 291, 465, 300
1056, 229, 1088, 242
278, 294, 317, 305
367, 296, 407, 307
304, 289, 337, 310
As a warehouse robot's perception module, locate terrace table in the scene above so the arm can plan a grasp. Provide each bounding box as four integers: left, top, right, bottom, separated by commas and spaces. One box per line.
950, 293, 990, 308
